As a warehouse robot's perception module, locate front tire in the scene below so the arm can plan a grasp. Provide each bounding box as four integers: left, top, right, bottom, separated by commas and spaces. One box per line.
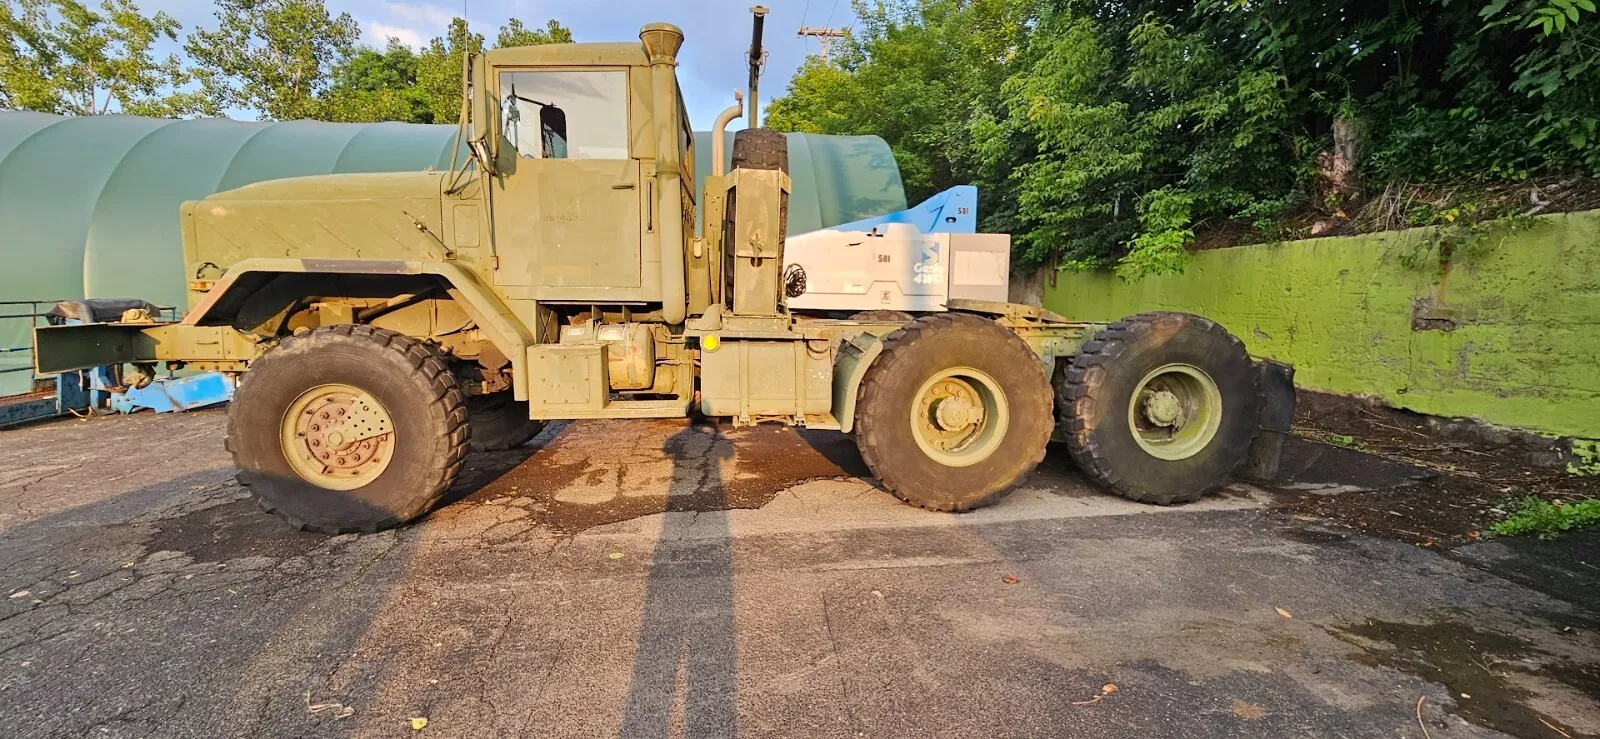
854, 313, 1054, 511
1059, 312, 1259, 505
227, 325, 469, 533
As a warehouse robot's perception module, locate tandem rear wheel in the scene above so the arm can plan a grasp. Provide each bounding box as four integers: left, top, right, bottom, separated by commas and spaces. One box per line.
850, 311, 1260, 513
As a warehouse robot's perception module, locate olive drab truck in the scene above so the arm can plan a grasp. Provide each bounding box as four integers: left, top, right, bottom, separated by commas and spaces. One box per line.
33, 24, 1293, 534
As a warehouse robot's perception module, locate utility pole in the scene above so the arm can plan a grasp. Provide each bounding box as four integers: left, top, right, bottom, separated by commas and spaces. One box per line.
797, 26, 847, 63
747, 6, 769, 129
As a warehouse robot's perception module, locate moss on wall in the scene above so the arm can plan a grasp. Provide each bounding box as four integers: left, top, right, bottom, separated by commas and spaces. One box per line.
1044, 210, 1600, 438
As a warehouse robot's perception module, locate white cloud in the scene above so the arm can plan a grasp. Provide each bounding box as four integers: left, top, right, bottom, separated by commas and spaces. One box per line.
384, 1, 457, 30
366, 20, 425, 49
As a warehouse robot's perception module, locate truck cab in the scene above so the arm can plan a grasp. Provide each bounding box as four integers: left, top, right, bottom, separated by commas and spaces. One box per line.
470, 27, 697, 315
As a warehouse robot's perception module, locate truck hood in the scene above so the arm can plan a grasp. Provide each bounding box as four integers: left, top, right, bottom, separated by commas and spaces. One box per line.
184, 171, 457, 276
206, 171, 448, 202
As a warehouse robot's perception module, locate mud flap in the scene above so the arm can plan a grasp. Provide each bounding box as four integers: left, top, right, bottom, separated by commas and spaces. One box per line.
1241, 360, 1295, 483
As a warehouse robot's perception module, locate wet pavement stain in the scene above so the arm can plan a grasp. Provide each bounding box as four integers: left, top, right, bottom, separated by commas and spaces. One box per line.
452, 419, 872, 534
1336, 616, 1594, 737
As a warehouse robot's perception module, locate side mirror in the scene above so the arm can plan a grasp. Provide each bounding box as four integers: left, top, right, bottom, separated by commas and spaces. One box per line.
539, 105, 568, 159
468, 52, 497, 170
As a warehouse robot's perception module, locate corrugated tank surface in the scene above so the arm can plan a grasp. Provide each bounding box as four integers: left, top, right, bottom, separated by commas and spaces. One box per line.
0, 113, 904, 396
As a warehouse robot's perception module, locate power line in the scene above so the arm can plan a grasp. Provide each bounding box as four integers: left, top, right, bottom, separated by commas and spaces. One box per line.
823, 0, 840, 27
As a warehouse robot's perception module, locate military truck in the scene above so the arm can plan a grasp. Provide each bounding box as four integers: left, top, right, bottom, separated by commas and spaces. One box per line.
34, 24, 1288, 533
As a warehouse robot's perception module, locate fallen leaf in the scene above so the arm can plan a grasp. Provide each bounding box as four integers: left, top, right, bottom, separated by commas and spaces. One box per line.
608, 552, 625, 560
409, 717, 429, 731
1467, 530, 1481, 540
1275, 607, 1293, 619
1001, 576, 1019, 585
1071, 682, 1119, 705
1232, 700, 1265, 720
870, 590, 884, 599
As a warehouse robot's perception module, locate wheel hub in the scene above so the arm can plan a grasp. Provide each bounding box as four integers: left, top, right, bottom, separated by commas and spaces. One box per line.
281, 385, 395, 490
932, 393, 979, 431
1126, 364, 1223, 461
1142, 389, 1184, 427
910, 370, 1008, 467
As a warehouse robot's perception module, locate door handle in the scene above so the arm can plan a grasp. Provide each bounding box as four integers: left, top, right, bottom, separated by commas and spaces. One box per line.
612, 183, 635, 189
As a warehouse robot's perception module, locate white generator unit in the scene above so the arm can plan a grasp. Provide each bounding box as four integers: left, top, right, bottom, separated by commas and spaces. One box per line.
783, 186, 1012, 314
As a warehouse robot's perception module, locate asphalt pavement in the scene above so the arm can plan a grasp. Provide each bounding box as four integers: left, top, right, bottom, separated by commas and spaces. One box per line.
0, 409, 1595, 738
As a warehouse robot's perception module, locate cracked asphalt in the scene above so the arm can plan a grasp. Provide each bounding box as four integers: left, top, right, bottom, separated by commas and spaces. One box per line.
1, 408, 1597, 738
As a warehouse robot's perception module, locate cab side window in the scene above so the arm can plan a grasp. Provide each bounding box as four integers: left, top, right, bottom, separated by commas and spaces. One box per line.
499, 70, 629, 160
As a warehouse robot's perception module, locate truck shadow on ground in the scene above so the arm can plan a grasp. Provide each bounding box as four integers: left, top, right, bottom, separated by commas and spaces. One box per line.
616, 425, 740, 737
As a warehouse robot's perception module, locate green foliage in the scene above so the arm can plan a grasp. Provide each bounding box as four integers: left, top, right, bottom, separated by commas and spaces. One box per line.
1569, 439, 1600, 475
322, 40, 428, 123
0, 0, 212, 116
496, 18, 572, 49
1394, 200, 1541, 269
3, 0, 572, 123
767, 0, 1600, 278
1487, 496, 1600, 537
184, 0, 362, 121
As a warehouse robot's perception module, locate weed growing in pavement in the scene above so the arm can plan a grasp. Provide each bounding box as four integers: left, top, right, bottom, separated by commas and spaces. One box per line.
1487, 496, 1600, 538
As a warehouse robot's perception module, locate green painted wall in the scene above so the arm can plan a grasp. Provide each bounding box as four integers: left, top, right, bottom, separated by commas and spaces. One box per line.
1044, 210, 1600, 439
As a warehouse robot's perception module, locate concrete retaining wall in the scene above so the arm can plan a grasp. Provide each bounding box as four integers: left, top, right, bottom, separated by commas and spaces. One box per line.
1043, 210, 1600, 439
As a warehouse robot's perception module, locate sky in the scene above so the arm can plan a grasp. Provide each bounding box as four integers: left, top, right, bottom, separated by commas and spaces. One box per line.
147, 0, 859, 127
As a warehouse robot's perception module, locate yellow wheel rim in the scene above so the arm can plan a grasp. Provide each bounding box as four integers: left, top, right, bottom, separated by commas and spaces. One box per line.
908, 367, 1008, 467
1126, 363, 1223, 461
279, 383, 396, 490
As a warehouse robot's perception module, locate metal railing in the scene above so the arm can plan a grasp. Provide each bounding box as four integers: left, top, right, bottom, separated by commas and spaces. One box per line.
0, 300, 63, 377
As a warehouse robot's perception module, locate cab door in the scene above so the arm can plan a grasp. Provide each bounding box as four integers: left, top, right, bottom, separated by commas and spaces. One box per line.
490, 68, 642, 298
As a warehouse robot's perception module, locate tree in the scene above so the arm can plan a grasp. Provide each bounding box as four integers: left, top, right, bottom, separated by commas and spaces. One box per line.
413, 17, 482, 125
322, 39, 428, 122
496, 18, 572, 48
0, 0, 211, 116
184, 0, 360, 121
769, 0, 1600, 279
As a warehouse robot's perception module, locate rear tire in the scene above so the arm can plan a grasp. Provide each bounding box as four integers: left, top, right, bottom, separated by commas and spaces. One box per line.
467, 392, 546, 451
1059, 312, 1259, 505
227, 325, 468, 533
854, 314, 1053, 511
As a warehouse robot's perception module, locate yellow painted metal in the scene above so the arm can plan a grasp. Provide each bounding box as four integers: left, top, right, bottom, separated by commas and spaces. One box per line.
909, 367, 1008, 467
280, 383, 396, 491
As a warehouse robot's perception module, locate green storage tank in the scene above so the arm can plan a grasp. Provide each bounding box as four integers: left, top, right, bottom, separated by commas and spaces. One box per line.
0, 112, 905, 395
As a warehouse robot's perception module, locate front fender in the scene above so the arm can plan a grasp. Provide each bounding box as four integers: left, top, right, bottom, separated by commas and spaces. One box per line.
185, 258, 535, 399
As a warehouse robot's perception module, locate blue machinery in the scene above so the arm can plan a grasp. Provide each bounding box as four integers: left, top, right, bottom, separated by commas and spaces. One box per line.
0, 300, 233, 428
